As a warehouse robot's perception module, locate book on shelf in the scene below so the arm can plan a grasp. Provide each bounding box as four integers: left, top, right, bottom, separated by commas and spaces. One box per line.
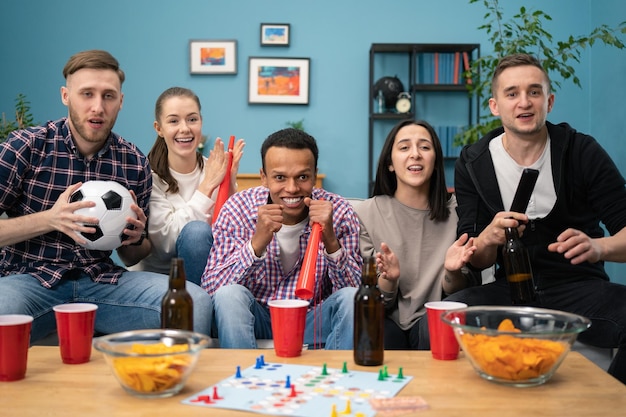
436, 125, 465, 158
418, 51, 472, 85
462, 51, 472, 85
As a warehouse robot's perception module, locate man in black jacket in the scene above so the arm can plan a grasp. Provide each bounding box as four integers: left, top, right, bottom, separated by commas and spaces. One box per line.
445, 53, 626, 384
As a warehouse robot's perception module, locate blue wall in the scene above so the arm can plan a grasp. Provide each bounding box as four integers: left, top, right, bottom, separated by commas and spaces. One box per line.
2, 0, 626, 283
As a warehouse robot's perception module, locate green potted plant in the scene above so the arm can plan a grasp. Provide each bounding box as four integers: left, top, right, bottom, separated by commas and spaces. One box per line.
285, 119, 306, 131
0, 93, 36, 142
456, 0, 626, 146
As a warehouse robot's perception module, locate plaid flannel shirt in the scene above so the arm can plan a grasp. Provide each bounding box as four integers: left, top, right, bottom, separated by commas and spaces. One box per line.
0, 118, 152, 288
202, 186, 362, 306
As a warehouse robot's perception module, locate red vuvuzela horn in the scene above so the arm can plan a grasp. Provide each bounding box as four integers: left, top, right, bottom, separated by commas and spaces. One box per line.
295, 222, 322, 300
212, 135, 235, 225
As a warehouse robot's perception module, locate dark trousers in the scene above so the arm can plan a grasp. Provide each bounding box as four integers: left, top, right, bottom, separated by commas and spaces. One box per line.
384, 315, 430, 350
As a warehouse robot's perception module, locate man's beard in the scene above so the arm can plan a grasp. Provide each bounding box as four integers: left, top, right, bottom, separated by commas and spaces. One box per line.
68, 108, 115, 145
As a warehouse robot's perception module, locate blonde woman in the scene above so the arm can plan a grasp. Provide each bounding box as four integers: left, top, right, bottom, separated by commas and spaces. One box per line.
130, 87, 244, 284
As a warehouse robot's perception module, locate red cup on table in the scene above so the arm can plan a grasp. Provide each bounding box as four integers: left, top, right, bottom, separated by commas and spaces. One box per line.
0, 314, 34, 381
425, 301, 467, 360
268, 299, 309, 357
53, 303, 98, 364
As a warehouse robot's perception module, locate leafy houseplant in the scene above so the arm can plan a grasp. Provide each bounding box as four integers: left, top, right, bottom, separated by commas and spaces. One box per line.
0, 93, 36, 142
285, 119, 306, 131
456, 0, 626, 146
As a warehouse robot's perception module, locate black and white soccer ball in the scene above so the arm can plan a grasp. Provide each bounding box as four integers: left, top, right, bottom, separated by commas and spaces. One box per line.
70, 180, 137, 251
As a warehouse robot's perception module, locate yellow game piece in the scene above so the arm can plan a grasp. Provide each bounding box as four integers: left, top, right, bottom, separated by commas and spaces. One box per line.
340, 399, 352, 414
330, 403, 338, 417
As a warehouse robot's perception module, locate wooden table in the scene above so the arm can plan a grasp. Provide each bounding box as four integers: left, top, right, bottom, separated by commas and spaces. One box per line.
3, 347, 625, 417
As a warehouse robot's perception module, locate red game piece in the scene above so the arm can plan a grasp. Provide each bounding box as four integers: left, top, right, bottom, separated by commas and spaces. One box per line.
212, 386, 223, 400
191, 395, 213, 404
288, 384, 298, 397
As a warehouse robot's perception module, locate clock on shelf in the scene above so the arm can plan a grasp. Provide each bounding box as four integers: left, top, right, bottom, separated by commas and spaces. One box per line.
395, 92, 411, 113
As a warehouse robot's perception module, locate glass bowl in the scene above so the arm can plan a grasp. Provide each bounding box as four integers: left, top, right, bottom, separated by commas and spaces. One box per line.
441, 306, 591, 387
93, 329, 210, 398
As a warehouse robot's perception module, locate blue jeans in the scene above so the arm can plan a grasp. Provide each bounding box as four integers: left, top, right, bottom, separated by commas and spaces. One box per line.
176, 221, 214, 286
212, 284, 356, 349
444, 278, 626, 384
0, 271, 213, 343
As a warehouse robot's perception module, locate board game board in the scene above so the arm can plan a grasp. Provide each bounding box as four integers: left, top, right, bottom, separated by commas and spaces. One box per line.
182, 355, 413, 417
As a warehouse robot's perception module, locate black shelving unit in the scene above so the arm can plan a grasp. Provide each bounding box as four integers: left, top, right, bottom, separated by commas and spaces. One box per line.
368, 43, 480, 194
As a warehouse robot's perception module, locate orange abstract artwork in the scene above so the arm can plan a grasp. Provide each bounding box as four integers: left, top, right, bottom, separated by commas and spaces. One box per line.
257, 66, 300, 96
200, 47, 225, 66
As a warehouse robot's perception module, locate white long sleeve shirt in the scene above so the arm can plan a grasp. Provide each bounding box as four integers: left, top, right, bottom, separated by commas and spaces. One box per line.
130, 160, 215, 274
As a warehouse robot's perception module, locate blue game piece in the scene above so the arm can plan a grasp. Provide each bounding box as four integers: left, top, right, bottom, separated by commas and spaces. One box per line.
260, 355, 265, 366
285, 375, 291, 388
255, 357, 263, 369
235, 365, 242, 378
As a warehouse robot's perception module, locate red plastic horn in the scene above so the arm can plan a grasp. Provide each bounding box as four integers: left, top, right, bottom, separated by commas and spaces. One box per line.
295, 222, 322, 299
212, 135, 235, 225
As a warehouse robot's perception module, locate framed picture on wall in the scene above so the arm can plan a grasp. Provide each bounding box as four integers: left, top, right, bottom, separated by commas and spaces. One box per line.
248, 57, 310, 105
189, 40, 237, 74
260, 23, 290, 46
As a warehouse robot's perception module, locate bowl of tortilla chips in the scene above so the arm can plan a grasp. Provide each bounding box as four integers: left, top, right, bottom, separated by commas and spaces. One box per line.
93, 329, 210, 398
441, 306, 591, 387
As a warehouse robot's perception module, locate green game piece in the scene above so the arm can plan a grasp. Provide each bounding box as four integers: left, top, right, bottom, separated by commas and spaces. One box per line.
342, 362, 348, 373
378, 369, 385, 381
321, 363, 329, 376
383, 365, 389, 378
397, 367, 404, 379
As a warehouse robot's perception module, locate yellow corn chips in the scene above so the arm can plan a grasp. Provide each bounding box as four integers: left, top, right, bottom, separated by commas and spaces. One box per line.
112, 342, 192, 393
461, 319, 566, 381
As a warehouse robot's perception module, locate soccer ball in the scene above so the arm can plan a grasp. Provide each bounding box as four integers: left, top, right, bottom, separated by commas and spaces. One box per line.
70, 181, 137, 251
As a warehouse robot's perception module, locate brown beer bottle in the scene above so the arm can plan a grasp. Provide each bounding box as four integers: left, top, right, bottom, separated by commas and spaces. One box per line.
502, 227, 536, 305
354, 256, 384, 366
161, 258, 194, 331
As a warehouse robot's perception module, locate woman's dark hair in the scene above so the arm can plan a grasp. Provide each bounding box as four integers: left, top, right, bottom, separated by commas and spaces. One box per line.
147, 87, 204, 194
372, 119, 450, 221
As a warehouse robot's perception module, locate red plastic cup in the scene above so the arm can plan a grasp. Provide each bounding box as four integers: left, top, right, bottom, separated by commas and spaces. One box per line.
268, 299, 309, 357
0, 314, 33, 381
425, 301, 467, 360
53, 303, 98, 364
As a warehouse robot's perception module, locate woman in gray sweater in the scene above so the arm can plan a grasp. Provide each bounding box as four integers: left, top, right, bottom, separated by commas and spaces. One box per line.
354, 119, 476, 349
